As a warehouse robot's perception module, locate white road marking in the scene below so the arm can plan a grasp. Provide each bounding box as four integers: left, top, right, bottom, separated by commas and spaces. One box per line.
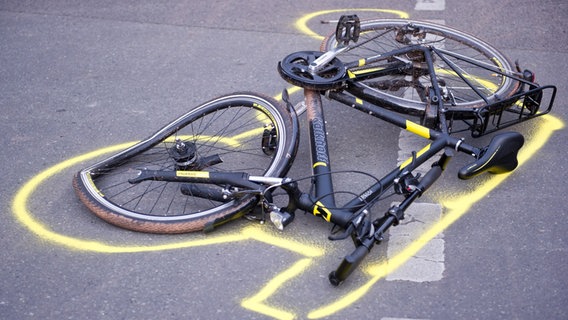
385, 15, 447, 283
386, 129, 445, 282
415, 0, 446, 11
386, 202, 444, 282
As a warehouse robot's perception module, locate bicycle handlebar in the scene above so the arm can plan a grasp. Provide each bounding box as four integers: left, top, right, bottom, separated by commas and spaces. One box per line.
327, 130, 526, 285
329, 236, 376, 286
418, 162, 444, 191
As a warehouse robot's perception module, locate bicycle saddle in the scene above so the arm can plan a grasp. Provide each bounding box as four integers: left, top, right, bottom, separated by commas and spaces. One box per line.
458, 132, 524, 180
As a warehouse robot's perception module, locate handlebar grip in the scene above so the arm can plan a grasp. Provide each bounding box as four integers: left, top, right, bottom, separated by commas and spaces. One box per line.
329, 238, 373, 286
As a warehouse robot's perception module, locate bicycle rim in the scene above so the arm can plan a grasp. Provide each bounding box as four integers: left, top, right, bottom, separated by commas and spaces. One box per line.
73, 92, 294, 233
321, 19, 519, 112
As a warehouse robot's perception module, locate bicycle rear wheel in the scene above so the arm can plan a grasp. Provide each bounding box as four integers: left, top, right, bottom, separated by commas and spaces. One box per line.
321, 19, 520, 116
73, 92, 297, 233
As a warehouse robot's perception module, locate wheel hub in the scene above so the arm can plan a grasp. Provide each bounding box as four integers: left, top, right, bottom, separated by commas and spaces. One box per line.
171, 139, 197, 170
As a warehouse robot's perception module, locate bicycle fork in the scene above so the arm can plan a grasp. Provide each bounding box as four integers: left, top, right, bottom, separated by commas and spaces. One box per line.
329, 150, 451, 286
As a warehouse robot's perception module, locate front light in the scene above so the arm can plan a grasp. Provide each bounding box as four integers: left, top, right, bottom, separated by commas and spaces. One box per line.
269, 210, 294, 230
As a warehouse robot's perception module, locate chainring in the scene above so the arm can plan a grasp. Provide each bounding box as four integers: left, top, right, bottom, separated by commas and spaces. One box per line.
278, 51, 347, 90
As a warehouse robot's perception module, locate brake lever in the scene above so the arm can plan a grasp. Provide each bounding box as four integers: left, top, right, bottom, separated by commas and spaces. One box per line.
328, 210, 373, 242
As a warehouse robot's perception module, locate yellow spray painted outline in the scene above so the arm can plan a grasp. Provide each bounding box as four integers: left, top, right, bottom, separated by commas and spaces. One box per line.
9, 7, 563, 319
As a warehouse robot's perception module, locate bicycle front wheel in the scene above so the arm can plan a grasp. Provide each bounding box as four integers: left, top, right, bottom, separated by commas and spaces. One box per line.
321, 19, 520, 116
73, 92, 297, 233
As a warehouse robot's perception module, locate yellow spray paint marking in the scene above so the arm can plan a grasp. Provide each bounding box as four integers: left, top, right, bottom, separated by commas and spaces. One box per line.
232, 126, 270, 144
241, 258, 314, 320
436, 68, 500, 93
242, 226, 324, 257
274, 86, 303, 101
295, 8, 409, 40
307, 114, 563, 319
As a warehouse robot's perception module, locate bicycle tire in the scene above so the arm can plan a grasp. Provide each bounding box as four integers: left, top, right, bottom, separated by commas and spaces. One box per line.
321, 19, 520, 115
73, 92, 297, 233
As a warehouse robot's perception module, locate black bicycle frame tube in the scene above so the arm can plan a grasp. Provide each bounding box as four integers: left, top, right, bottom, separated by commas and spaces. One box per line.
342, 45, 420, 70
303, 90, 350, 224
322, 90, 482, 208
343, 46, 449, 128
342, 136, 448, 211
299, 89, 470, 228
328, 90, 462, 143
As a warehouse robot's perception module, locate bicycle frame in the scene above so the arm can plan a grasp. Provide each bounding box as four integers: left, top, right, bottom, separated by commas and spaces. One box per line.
96, 83, 524, 284
272, 84, 524, 284
124, 41, 530, 283
279, 89, 459, 229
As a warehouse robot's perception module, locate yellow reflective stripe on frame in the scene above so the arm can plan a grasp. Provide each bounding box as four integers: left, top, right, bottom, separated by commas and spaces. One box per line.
347, 70, 357, 79
399, 143, 431, 169
176, 171, 210, 179
313, 162, 327, 168
405, 120, 431, 139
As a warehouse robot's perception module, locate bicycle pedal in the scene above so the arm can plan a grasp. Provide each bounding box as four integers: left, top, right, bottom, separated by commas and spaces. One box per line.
335, 15, 360, 45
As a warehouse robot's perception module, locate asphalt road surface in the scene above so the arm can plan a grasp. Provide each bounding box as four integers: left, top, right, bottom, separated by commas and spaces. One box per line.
2, 1, 567, 319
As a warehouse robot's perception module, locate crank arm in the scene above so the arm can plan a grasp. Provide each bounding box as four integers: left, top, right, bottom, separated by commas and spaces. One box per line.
308, 46, 349, 74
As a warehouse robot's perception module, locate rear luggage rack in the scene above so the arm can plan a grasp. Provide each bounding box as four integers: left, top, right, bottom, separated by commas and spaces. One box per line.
448, 84, 557, 137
